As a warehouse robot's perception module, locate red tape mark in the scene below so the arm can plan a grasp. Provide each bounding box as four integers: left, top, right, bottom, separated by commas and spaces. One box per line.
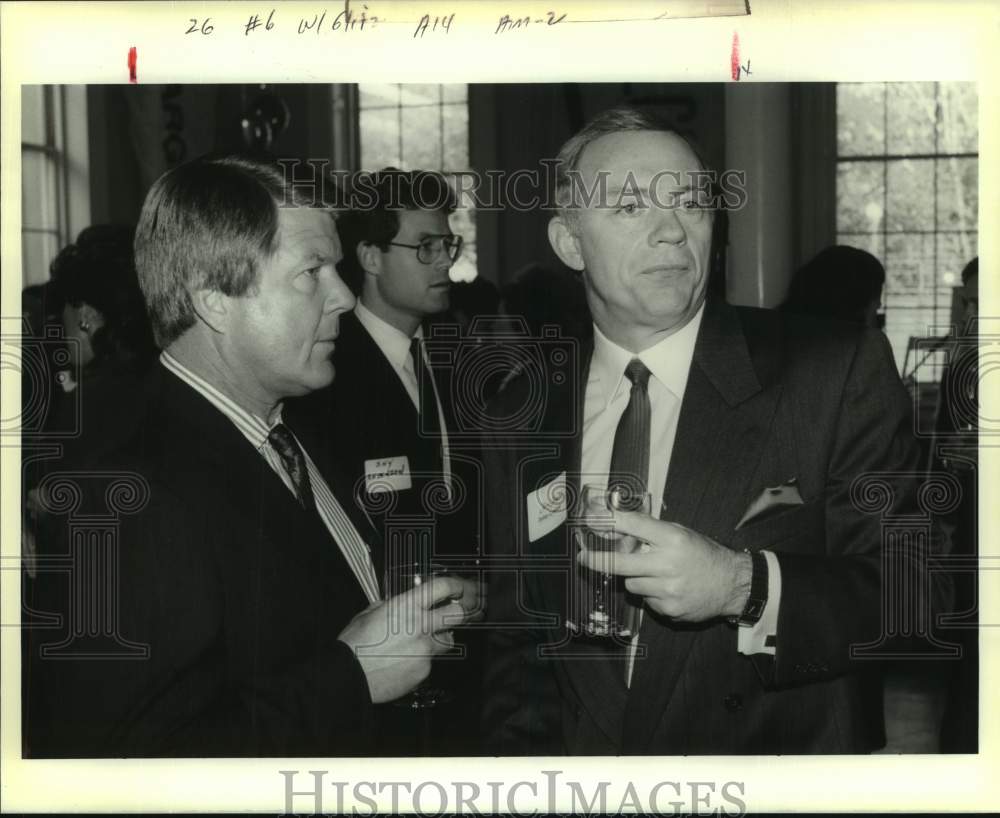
731, 32, 740, 81
128, 47, 137, 83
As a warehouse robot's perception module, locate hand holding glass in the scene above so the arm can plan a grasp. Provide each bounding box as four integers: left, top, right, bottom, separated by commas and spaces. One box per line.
571, 484, 652, 638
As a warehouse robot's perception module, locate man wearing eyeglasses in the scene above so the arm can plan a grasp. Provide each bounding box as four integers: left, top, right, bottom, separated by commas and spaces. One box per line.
287, 167, 482, 754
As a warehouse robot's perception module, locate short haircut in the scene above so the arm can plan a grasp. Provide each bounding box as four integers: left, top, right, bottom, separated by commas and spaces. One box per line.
134, 156, 333, 347
553, 105, 711, 215
782, 245, 886, 325
551, 105, 727, 299
336, 167, 457, 295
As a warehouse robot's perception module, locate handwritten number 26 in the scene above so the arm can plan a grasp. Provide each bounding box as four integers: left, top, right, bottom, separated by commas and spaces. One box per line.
186, 18, 214, 35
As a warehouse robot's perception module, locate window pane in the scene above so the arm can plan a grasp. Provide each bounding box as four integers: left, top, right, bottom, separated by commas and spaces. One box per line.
447, 180, 477, 282
360, 107, 401, 169
442, 103, 469, 168
886, 159, 934, 232
936, 157, 977, 232
885, 306, 936, 375
22, 230, 60, 287
401, 104, 442, 169
837, 233, 885, 269
836, 80, 978, 382
937, 232, 977, 289
21, 85, 46, 145
886, 82, 936, 155
359, 83, 399, 110
21, 150, 59, 231
938, 82, 978, 154
885, 233, 935, 307
442, 84, 468, 103
400, 84, 441, 107
837, 162, 884, 233
837, 83, 885, 157
358, 83, 476, 280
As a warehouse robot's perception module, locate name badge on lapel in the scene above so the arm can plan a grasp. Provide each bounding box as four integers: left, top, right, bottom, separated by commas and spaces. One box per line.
526, 471, 568, 542
364, 456, 412, 494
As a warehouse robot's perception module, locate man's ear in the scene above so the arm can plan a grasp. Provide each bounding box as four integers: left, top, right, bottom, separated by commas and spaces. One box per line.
191, 288, 228, 334
356, 241, 382, 278
548, 215, 585, 272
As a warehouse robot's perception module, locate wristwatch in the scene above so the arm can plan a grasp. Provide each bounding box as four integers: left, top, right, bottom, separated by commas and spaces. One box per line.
731, 549, 768, 626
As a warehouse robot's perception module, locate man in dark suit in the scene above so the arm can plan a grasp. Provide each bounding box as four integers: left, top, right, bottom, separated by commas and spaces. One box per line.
24, 157, 482, 757
287, 168, 485, 754
291, 168, 478, 558
482, 106, 950, 755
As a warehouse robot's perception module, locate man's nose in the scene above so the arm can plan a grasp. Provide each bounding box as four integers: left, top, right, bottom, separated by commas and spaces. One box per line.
649, 206, 686, 246
323, 270, 356, 313
433, 251, 453, 275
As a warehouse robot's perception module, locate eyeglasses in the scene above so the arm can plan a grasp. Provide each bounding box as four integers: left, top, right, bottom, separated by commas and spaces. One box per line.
388, 234, 464, 265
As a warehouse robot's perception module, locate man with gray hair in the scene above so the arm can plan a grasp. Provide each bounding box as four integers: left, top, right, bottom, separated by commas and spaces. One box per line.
483, 106, 948, 754
25, 156, 482, 757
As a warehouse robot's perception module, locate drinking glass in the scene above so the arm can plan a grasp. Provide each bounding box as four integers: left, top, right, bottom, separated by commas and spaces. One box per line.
570, 483, 652, 638
388, 561, 455, 709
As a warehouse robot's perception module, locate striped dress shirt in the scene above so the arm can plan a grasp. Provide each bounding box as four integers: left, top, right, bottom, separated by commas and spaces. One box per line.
161, 352, 381, 604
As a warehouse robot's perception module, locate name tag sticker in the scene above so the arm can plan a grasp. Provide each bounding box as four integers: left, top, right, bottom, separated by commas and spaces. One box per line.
364, 456, 413, 494
526, 472, 568, 542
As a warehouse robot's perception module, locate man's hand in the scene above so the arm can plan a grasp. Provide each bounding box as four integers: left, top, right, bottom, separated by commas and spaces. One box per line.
577, 510, 751, 622
338, 576, 485, 704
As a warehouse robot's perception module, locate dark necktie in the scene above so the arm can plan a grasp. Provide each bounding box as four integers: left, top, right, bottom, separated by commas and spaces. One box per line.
410, 337, 443, 470
267, 423, 316, 512
608, 358, 652, 504
608, 358, 651, 680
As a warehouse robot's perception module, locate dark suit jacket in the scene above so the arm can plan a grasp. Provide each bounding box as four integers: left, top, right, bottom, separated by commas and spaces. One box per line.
288, 311, 484, 573
286, 312, 487, 754
24, 362, 378, 757
483, 300, 950, 755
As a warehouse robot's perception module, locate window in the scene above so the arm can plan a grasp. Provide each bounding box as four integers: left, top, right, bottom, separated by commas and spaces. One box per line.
357, 83, 477, 282
21, 86, 70, 287
836, 82, 978, 380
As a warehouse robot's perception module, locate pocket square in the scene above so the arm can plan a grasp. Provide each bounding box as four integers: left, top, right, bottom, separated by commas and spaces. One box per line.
735, 478, 804, 530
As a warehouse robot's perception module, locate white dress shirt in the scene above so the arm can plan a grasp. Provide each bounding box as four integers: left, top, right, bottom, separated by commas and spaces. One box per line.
581, 304, 780, 685
354, 301, 452, 492
160, 351, 382, 604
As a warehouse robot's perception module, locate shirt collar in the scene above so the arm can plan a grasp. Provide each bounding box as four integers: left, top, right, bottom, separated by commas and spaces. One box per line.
160, 350, 281, 452
590, 302, 705, 408
355, 301, 421, 369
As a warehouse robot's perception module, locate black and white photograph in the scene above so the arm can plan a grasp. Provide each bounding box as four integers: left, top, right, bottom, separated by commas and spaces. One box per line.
2, 1, 995, 814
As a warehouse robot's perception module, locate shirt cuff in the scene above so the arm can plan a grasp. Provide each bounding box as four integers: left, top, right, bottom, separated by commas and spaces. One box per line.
737, 550, 781, 656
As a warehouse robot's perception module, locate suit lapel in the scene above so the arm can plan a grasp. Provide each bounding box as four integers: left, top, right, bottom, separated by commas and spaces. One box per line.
149, 364, 372, 609
623, 301, 783, 751
530, 340, 634, 743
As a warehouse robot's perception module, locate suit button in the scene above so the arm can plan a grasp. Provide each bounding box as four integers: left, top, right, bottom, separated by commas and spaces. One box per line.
723, 694, 743, 713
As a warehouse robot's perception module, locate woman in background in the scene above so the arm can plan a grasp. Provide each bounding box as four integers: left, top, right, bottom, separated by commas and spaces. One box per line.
22, 225, 157, 574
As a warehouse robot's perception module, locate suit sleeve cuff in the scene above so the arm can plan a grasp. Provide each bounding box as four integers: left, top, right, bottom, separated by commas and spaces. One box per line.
737, 550, 781, 656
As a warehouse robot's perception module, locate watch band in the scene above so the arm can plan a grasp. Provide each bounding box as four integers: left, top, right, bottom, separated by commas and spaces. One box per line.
733, 548, 768, 626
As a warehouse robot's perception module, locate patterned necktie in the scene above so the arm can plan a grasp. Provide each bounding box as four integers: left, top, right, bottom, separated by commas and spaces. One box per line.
267, 423, 316, 512
410, 337, 443, 469
608, 358, 651, 681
